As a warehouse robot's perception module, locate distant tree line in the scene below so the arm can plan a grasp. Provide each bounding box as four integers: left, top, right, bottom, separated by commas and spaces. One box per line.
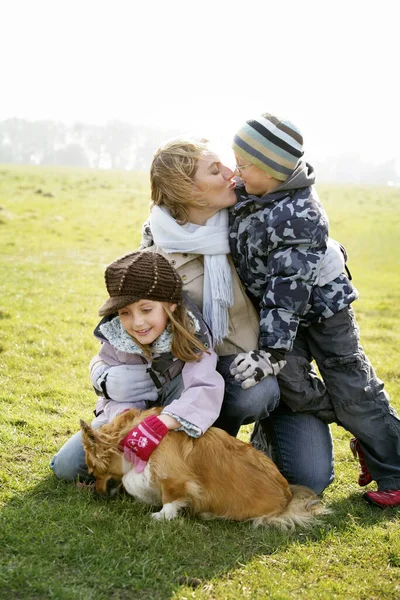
0, 118, 398, 184
0, 118, 179, 171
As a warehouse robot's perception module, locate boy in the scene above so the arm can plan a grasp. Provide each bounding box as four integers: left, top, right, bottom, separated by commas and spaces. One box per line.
229, 112, 400, 508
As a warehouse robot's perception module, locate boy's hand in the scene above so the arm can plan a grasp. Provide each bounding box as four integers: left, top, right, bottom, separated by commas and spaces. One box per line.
230, 350, 286, 389
119, 415, 169, 473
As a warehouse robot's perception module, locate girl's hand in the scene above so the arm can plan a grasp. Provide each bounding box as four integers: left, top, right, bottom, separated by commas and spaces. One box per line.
157, 414, 181, 430
120, 415, 169, 473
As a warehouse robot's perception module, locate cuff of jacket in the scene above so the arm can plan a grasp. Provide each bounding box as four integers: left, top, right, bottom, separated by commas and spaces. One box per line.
161, 411, 202, 438
264, 348, 286, 362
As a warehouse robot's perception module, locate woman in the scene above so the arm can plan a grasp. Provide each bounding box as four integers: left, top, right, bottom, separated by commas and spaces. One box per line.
140, 144, 281, 440
136, 137, 338, 494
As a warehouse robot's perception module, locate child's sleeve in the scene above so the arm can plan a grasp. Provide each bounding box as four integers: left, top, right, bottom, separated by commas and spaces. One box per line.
161, 347, 224, 437
89, 353, 111, 393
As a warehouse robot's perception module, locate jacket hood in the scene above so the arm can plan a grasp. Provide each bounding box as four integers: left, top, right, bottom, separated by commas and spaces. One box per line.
94, 314, 115, 342
275, 161, 315, 192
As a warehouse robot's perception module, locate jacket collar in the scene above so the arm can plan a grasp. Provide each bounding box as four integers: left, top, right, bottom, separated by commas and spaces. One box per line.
232, 161, 316, 211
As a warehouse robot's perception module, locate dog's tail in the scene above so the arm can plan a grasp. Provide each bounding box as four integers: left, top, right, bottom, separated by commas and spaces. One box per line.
252, 485, 330, 531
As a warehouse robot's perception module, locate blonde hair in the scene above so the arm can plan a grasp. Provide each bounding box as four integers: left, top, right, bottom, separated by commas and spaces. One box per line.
135, 302, 209, 363
165, 303, 209, 362
150, 137, 210, 224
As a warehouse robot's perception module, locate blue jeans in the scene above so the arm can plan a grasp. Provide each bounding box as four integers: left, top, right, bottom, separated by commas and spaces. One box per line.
50, 429, 92, 482
252, 403, 334, 494
214, 355, 280, 436
50, 414, 109, 482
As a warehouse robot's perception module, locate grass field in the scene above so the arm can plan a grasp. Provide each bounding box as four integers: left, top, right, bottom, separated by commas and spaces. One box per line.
0, 164, 399, 599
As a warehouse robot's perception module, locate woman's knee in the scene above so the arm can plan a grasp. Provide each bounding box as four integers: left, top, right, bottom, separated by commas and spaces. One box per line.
265, 407, 335, 494
289, 455, 334, 495
258, 375, 280, 411
230, 375, 280, 417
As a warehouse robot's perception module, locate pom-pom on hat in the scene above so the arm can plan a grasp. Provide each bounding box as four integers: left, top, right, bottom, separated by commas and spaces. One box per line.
233, 112, 304, 181
98, 251, 183, 316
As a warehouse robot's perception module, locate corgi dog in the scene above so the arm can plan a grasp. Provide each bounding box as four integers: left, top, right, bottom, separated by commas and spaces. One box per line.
80, 407, 328, 529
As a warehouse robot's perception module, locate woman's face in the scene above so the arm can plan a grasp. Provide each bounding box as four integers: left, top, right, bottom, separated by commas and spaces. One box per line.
188, 152, 236, 224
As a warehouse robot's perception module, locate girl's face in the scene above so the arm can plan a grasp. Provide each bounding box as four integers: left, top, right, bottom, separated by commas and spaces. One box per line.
118, 300, 176, 345
188, 152, 236, 224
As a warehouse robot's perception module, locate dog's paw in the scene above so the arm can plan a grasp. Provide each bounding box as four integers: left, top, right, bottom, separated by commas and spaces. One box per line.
151, 509, 173, 521
151, 501, 185, 521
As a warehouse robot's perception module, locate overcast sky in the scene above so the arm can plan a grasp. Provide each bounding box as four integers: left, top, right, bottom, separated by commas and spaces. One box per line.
2, 0, 399, 167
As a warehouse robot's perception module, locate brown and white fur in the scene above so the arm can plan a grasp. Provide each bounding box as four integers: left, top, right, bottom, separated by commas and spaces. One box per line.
80, 407, 328, 530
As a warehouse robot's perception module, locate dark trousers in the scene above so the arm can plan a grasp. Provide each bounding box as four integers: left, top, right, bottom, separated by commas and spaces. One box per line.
277, 307, 400, 490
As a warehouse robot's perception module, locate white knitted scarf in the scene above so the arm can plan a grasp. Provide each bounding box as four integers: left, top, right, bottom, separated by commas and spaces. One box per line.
149, 205, 233, 344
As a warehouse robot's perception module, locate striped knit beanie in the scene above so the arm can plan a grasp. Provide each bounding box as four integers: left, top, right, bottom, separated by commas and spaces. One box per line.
98, 251, 183, 316
233, 112, 304, 181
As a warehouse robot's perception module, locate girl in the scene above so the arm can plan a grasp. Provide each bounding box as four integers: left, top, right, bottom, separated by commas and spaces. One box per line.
50, 250, 224, 480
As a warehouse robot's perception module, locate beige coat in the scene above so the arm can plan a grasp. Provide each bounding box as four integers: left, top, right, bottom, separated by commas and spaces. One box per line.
145, 245, 259, 355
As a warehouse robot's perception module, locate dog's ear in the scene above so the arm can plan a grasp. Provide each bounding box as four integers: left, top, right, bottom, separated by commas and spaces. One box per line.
80, 419, 98, 450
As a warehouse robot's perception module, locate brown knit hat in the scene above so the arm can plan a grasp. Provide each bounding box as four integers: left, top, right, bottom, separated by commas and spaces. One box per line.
98, 251, 183, 316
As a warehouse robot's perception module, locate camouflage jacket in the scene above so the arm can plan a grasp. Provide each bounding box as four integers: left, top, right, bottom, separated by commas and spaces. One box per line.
229, 162, 358, 353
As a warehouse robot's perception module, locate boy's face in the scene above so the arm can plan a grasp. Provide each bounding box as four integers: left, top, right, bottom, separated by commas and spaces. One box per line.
234, 152, 278, 197
118, 300, 176, 345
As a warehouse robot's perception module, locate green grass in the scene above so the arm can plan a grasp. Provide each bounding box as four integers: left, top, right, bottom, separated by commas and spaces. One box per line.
1, 165, 399, 599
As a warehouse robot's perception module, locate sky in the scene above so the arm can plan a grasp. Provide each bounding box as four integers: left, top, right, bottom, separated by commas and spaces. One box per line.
2, 0, 399, 167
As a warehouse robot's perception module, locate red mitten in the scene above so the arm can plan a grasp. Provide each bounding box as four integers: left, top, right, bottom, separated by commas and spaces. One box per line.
119, 415, 168, 473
